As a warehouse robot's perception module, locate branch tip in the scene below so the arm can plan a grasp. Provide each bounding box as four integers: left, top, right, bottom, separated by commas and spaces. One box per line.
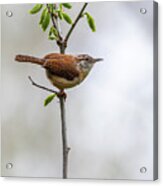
27, 75, 58, 95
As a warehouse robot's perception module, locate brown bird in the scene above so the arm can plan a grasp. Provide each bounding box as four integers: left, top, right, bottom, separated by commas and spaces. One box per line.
15, 53, 103, 90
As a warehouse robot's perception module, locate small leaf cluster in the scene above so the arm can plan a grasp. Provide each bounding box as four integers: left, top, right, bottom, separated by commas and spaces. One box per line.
29, 3, 96, 41
29, 3, 73, 41
57, 3, 73, 24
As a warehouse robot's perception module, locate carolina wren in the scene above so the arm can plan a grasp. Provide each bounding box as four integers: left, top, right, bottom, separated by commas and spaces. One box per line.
15, 53, 103, 90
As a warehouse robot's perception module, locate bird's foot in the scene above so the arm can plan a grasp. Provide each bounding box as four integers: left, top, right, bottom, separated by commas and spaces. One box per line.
57, 90, 67, 100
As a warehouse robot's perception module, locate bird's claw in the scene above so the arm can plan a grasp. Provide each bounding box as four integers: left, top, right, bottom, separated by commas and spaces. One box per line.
57, 90, 67, 100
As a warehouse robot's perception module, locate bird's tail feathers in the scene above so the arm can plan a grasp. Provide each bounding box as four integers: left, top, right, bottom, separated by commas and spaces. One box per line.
15, 55, 45, 65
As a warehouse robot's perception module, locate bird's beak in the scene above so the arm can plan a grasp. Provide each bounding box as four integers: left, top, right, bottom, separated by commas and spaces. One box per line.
94, 58, 103, 62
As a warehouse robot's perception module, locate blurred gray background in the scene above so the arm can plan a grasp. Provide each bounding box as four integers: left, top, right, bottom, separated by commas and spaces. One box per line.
1, 1, 154, 180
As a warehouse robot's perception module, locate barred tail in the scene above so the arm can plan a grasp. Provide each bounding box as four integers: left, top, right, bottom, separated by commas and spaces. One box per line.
15, 55, 45, 65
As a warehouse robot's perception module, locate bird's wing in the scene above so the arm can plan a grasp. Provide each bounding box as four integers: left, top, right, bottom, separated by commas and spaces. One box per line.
43, 58, 80, 81
44, 53, 62, 59
44, 53, 75, 62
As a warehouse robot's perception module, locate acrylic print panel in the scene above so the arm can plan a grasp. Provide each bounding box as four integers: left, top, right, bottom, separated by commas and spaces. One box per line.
1, 1, 158, 180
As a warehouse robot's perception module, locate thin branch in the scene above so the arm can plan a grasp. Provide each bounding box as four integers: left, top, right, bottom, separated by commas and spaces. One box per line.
64, 3, 88, 43
55, 4, 63, 38
59, 97, 70, 178
46, 4, 63, 41
28, 75, 70, 178
46, 4, 57, 29
28, 76, 58, 95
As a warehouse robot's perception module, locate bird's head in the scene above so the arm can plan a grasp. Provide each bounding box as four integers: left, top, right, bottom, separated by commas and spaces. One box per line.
76, 54, 103, 71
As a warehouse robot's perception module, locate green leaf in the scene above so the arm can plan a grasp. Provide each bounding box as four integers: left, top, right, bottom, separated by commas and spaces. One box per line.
57, 10, 63, 20
48, 26, 59, 40
48, 36, 57, 40
44, 94, 56, 106
62, 12, 72, 24
41, 10, 50, 31
39, 8, 47, 25
59, 4, 63, 10
29, 4, 43, 14
51, 27, 59, 37
85, 12, 96, 32
62, 3, 72, 9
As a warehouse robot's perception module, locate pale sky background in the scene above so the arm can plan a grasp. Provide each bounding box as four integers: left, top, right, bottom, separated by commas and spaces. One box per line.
1, 1, 155, 180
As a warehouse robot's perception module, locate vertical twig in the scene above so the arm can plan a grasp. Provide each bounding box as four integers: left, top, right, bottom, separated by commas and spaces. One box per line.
59, 32, 69, 179
64, 3, 88, 44
59, 96, 70, 179
46, 4, 63, 41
